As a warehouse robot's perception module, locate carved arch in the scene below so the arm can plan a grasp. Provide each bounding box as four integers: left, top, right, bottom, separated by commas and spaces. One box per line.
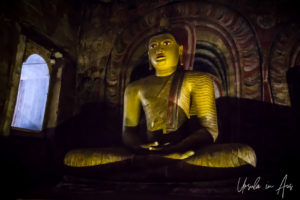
106, 1, 261, 105
269, 22, 300, 106
194, 40, 229, 96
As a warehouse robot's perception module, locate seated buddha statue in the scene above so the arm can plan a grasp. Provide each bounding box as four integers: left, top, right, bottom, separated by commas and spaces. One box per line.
64, 32, 256, 173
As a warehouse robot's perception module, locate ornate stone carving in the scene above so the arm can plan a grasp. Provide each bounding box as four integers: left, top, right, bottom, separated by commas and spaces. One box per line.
106, 1, 262, 106
269, 22, 300, 106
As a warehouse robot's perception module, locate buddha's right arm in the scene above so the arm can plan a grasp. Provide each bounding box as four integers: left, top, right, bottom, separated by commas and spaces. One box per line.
122, 84, 145, 152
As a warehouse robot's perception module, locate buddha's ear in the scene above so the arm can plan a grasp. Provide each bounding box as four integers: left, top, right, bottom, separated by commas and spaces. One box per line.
179, 45, 183, 56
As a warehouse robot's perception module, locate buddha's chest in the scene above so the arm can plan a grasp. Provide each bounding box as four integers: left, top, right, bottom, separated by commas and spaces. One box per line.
139, 76, 192, 133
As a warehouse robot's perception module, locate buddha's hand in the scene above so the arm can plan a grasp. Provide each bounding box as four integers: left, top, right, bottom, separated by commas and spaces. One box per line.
140, 141, 172, 151
140, 141, 160, 150
163, 150, 195, 160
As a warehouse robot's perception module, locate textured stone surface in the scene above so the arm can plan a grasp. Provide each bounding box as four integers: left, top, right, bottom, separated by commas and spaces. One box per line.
0, 1, 299, 199
0, 0, 298, 139
0, 19, 23, 135
73, 0, 299, 113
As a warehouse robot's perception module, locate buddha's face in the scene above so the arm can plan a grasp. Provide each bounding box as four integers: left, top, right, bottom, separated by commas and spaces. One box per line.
148, 33, 183, 72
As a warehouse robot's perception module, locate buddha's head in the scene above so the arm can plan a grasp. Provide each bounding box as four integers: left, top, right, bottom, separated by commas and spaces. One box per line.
148, 32, 183, 76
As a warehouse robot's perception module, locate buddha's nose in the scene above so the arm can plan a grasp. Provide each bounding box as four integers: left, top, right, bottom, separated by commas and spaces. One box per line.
157, 48, 164, 53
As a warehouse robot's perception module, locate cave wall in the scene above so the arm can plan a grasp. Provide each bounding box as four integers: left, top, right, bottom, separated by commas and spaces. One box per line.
77, 0, 300, 105
0, 0, 81, 135
0, 1, 299, 187
0, 20, 19, 114
73, 0, 299, 141
0, 0, 299, 146
0, 0, 82, 187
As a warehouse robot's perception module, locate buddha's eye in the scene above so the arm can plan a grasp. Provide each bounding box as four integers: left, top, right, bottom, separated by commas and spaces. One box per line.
149, 43, 157, 49
163, 41, 171, 46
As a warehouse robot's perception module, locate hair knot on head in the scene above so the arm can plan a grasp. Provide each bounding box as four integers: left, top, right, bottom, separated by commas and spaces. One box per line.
159, 17, 171, 32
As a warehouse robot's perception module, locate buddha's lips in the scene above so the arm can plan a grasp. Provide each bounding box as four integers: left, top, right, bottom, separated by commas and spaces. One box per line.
156, 53, 166, 60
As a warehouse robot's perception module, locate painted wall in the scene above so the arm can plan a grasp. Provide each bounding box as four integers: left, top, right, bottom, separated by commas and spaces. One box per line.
0, 0, 299, 146
0, 1, 298, 188
73, 0, 299, 141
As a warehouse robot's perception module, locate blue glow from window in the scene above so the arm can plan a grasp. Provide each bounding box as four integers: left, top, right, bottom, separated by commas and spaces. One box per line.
11, 54, 50, 131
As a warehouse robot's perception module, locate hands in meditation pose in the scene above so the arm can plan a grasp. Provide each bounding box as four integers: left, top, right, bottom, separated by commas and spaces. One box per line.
64, 32, 256, 169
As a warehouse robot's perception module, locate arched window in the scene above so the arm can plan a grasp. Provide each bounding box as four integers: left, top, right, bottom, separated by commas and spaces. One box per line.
11, 54, 50, 131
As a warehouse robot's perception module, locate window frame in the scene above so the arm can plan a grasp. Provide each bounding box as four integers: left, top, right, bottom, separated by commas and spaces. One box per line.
11, 53, 50, 133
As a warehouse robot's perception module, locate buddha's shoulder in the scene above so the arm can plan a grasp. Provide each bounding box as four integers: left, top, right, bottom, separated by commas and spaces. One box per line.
183, 71, 214, 82
125, 75, 156, 91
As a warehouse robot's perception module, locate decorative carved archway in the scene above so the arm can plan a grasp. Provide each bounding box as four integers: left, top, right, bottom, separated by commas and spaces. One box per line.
269, 22, 300, 106
105, 1, 261, 105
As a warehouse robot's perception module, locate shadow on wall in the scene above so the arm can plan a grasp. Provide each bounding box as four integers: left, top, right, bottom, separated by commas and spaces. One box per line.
216, 97, 298, 169
54, 101, 123, 151
287, 66, 300, 122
